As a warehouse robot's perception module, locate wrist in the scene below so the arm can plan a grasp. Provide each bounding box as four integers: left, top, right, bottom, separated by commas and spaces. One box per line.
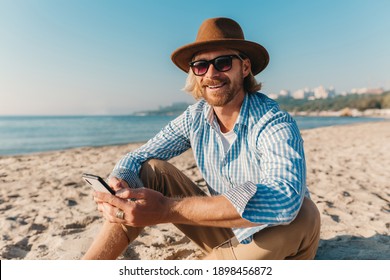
164, 197, 182, 224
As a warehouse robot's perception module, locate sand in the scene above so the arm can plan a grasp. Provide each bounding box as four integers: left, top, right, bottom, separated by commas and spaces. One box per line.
0, 121, 389, 260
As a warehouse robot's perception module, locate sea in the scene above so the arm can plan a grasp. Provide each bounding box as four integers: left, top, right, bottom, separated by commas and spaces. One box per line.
0, 115, 383, 156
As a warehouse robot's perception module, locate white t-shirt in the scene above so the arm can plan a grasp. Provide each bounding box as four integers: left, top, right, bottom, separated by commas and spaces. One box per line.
218, 127, 237, 154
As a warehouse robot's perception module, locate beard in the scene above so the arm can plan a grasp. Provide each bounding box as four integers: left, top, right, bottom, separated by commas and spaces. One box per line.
200, 76, 242, 107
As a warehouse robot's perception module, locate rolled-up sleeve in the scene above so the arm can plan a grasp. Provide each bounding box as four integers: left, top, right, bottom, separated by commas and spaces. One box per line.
109, 110, 192, 188
223, 112, 306, 225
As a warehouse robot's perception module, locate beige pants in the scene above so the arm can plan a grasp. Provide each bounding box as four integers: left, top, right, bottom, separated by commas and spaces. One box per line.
122, 159, 321, 260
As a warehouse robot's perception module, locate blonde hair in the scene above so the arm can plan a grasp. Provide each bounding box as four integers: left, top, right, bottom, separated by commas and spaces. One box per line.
183, 67, 262, 99
183, 71, 203, 99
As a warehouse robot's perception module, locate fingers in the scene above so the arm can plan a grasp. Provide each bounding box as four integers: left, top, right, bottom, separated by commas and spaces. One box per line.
115, 187, 146, 200
94, 191, 128, 210
114, 188, 132, 199
101, 203, 125, 223
96, 203, 124, 224
92, 178, 136, 225
108, 177, 122, 192
92, 187, 150, 226
108, 177, 130, 192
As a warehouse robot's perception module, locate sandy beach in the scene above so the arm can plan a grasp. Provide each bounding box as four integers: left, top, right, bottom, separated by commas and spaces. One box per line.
0, 121, 389, 260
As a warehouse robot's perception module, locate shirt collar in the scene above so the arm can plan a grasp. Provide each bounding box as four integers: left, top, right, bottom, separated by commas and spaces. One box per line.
204, 102, 215, 126
203, 93, 250, 131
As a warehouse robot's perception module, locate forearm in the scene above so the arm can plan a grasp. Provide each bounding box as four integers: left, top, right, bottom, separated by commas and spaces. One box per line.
94, 187, 260, 229
167, 195, 259, 228
110, 112, 191, 187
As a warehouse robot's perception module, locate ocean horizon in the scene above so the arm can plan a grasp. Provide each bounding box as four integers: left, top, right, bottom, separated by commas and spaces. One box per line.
0, 115, 384, 156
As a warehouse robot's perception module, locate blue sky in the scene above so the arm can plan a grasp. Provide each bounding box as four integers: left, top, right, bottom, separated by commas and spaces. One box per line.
1, 0, 389, 115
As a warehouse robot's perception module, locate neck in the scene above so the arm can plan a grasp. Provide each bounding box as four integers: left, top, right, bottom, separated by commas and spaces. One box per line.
213, 91, 245, 133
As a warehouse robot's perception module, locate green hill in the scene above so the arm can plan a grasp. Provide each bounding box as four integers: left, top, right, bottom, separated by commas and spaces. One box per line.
276, 91, 390, 112
135, 91, 390, 116
134, 102, 192, 116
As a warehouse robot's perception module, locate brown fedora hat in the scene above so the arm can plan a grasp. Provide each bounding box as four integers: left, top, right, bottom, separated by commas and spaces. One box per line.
171, 17, 269, 75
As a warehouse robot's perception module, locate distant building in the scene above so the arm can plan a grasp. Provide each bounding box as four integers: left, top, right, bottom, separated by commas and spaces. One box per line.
279, 89, 291, 97
328, 86, 336, 97
313, 85, 336, 99
272, 85, 386, 100
292, 89, 306, 99
339, 91, 348, 96
292, 88, 314, 99
314, 86, 327, 99
290, 86, 336, 100
267, 90, 290, 100
350, 88, 384, 95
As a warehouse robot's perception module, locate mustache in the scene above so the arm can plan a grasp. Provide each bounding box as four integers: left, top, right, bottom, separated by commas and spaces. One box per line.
201, 78, 229, 87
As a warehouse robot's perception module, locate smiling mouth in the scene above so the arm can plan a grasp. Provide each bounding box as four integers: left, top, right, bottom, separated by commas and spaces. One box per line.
207, 83, 226, 89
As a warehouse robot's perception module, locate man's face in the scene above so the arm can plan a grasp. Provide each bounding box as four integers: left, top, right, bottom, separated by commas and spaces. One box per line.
192, 49, 250, 107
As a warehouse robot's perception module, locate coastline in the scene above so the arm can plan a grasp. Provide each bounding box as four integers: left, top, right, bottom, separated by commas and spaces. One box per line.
289, 108, 390, 118
0, 114, 387, 157
0, 121, 389, 259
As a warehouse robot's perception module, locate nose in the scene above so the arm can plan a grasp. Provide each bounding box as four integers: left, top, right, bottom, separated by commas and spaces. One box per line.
204, 63, 220, 78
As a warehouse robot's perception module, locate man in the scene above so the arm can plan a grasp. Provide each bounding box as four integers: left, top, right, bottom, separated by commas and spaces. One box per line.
83, 17, 321, 260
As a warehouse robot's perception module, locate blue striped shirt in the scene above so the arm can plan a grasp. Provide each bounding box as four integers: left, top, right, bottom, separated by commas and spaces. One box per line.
110, 92, 308, 243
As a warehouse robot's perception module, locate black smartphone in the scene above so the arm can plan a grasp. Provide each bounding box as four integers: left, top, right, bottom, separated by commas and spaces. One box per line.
82, 173, 115, 195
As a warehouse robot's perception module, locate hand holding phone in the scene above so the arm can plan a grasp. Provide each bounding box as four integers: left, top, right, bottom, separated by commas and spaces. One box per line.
82, 173, 115, 195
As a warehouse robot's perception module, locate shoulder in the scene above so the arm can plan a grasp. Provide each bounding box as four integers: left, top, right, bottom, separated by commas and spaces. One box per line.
248, 92, 279, 109
247, 92, 300, 141
187, 99, 207, 113
247, 92, 290, 124
184, 99, 208, 120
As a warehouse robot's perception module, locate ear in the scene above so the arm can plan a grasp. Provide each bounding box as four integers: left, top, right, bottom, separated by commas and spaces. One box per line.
242, 58, 251, 78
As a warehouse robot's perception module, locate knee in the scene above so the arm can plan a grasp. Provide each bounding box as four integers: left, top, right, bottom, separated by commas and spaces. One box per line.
299, 198, 321, 248
139, 159, 172, 193
140, 159, 160, 184
302, 198, 321, 229
142, 159, 166, 171
140, 159, 167, 179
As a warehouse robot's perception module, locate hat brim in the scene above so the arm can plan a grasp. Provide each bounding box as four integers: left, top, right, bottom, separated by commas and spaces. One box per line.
171, 39, 269, 76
